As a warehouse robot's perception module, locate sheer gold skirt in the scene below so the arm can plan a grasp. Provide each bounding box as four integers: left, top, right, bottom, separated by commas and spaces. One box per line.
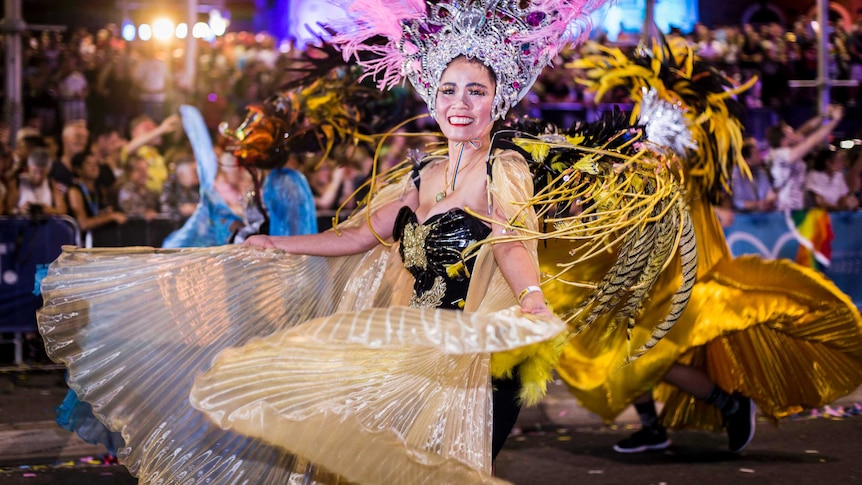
549, 201, 862, 431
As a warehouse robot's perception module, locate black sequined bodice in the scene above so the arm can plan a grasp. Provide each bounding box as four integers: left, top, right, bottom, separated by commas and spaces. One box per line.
393, 206, 491, 309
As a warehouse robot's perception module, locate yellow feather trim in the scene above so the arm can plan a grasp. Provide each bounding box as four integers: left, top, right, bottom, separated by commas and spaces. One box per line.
490, 332, 567, 407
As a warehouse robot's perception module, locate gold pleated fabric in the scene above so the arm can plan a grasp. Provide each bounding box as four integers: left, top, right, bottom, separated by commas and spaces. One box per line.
551, 200, 862, 431
37, 151, 558, 484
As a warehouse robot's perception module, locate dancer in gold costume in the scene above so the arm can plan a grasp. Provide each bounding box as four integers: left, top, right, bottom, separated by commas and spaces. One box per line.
550, 38, 862, 453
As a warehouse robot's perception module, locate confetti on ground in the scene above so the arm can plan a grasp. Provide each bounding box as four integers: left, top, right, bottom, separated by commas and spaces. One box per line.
23, 473, 37, 477
587, 470, 605, 474
805, 450, 819, 454
557, 436, 572, 441
739, 468, 755, 473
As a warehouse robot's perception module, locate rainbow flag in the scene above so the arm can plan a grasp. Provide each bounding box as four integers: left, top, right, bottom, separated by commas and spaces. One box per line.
787, 208, 833, 270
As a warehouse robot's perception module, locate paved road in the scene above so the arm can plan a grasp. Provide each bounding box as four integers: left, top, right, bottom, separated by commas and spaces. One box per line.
2, 369, 861, 484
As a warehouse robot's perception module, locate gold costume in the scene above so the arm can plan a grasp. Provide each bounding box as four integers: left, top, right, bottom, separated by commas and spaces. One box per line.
551, 198, 862, 430
552, 40, 862, 431
37, 152, 558, 485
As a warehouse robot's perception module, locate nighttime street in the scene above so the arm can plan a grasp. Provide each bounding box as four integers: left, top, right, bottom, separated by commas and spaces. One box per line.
1, 370, 861, 484
3, 0, 862, 484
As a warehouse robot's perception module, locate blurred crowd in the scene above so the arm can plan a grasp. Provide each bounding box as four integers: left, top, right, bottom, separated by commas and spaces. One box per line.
1, 17, 862, 236
532, 17, 862, 111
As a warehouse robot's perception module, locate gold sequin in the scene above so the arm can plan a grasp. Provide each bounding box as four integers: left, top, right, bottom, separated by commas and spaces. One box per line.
401, 222, 432, 270
409, 276, 446, 309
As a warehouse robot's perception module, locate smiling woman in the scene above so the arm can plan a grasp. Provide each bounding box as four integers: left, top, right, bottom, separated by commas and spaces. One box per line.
36, 2, 613, 484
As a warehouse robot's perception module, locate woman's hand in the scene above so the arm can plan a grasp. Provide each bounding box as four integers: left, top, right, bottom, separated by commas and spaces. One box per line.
243, 234, 278, 249
519, 291, 553, 318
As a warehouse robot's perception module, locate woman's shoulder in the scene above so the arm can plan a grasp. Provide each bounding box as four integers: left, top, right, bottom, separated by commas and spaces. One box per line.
491, 148, 528, 165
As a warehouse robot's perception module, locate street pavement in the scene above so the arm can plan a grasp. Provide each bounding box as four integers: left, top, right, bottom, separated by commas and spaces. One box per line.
1, 368, 861, 484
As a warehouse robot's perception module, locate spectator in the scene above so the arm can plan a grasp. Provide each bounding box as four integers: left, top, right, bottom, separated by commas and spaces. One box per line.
160, 155, 200, 219
66, 150, 127, 232
117, 154, 160, 219
132, 44, 171, 123
9, 130, 45, 178
805, 147, 859, 210
0, 126, 13, 214
50, 120, 89, 193
92, 127, 127, 208
731, 138, 777, 211
55, 54, 89, 125
765, 105, 844, 211
122, 113, 180, 193
6, 147, 67, 216
97, 49, 137, 132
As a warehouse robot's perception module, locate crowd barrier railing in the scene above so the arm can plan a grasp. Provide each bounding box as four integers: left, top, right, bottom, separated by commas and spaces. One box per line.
724, 210, 862, 308
0, 215, 80, 365
89, 216, 184, 248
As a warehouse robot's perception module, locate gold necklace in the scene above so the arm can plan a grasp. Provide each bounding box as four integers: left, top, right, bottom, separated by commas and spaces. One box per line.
435, 142, 483, 203
436, 162, 451, 202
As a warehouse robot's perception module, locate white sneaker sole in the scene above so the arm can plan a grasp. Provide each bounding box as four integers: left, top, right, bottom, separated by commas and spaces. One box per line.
613, 439, 671, 453
730, 401, 757, 453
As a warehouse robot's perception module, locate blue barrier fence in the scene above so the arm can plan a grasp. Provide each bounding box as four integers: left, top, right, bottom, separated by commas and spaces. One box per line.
724, 210, 862, 308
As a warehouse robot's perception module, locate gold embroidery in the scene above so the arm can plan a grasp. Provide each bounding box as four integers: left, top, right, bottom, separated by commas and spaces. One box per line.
401, 222, 432, 270
409, 276, 446, 309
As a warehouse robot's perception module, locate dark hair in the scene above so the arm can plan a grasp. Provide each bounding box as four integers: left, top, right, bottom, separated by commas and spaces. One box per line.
70, 150, 92, 172
20, 135, 47, 150
811, 147, 837, 172
765, 125, 784, 148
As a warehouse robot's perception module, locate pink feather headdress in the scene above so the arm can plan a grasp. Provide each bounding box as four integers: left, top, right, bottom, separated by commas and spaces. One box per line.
330, 0, 608, 120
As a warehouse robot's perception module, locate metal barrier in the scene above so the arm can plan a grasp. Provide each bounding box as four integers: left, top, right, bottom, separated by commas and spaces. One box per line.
89, 216, 184, 248
0, 215, 80, 366
724, 210, 862, 308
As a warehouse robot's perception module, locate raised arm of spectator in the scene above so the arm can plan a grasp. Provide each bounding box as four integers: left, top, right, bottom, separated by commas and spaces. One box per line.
786, 105, 844, 163
122, 114, 181, 158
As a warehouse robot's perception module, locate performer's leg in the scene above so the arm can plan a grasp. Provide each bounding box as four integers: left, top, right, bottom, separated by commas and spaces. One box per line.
613, 393, 671, 453
664, 364, 756, 452
491, 373, 522, 461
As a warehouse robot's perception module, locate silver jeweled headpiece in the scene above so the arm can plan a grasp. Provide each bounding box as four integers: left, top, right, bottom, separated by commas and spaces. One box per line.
331, 0, 606, 120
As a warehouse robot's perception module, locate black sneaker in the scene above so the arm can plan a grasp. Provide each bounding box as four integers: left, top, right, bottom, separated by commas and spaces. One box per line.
727, 393, 756, 452
613, 427, 671, 453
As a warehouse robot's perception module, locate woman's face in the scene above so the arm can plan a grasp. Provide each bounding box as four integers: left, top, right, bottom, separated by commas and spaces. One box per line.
78, 155, 100, 180
435, 57, 495, 144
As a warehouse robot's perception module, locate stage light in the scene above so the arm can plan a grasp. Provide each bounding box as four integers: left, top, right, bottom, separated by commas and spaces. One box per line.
153, 18, 175, 41
176, 23, 188, 39
840, 140, 857, 150
193, 22, 214, 40
121, 21, 136, 42
209, 10, 228, 36
138, 23, 153, 41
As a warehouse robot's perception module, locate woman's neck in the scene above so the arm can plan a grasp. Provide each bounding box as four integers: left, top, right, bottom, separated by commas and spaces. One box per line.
447, 137, 490, 167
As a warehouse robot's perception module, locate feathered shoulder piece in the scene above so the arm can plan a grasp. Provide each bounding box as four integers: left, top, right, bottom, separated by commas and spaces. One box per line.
478, 114, 697, 363
569, 35, 757, 201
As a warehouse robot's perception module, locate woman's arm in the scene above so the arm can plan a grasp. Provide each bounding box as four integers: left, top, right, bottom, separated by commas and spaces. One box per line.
68, 187, 127, 231
45, 180, 68, 215
486, 153, 552, 317
245, 186, 419, 256
490, 235, 551, 316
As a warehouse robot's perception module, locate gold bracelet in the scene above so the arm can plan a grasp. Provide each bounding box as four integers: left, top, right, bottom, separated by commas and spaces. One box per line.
518, 285, 542, 304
